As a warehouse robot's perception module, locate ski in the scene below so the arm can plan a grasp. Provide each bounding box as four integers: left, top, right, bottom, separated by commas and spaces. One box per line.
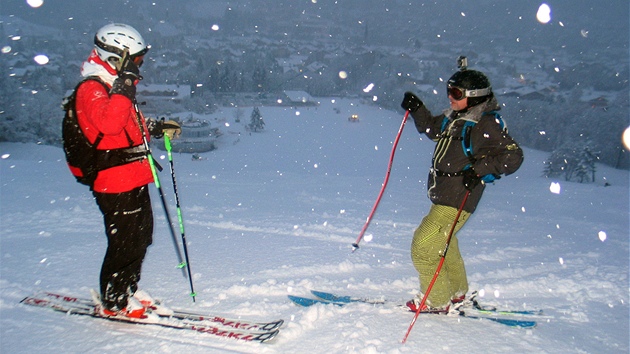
168, 309, 284, 332
288, 294, 537, 328
312, 290, 542, 316
469, 303, 543, 317
454, 314, 537, 328
38, 291, 283, 332
288, 295, 345, 307
21, 294, 280, 343
310, 290, 385, 305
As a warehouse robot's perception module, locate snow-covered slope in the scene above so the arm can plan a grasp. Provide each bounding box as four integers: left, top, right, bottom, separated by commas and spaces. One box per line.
1, 98, 628, 353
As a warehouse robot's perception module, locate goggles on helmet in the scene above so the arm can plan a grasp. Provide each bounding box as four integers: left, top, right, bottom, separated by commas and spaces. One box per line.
447, 85, 492, 101
132, 55, 145, 67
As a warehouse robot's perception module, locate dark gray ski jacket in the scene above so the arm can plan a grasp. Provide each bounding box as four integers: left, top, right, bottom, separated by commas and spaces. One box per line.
410, 96, 523, 213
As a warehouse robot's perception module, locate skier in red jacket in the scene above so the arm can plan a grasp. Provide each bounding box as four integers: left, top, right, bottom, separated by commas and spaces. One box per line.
75, 23, 180, 318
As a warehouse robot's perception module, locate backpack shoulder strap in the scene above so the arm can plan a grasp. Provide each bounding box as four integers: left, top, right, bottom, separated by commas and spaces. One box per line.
66, 76, 110, 147
77, 76, 110, 96
64, 76, 109, 111
462, 111, 505, 158
80, 77, 136, 147
461, 120, 477, 158
483, 111, 505, 130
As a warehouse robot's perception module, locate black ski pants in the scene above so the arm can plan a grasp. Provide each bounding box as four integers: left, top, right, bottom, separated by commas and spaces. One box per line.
93, 185, 153, 311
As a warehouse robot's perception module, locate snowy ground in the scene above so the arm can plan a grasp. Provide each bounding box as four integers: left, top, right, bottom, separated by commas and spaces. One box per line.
1, 98, 628, 353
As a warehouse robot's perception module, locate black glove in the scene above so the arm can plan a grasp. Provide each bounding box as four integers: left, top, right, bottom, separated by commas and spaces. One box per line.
462, 168, 482, 191
110, 53, 141, 100
401, 92, 423, 112
148, 118, 182, 139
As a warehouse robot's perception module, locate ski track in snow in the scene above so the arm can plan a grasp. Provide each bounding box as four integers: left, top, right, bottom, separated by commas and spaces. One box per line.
1, 98, 628, 353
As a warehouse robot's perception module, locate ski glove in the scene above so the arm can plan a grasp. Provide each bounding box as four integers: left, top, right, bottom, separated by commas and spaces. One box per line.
462, 168, 482, 191
148, 118, 182, 140
401, 92, 423, 112
117, 53, 141, 81
110, 54, 141, 100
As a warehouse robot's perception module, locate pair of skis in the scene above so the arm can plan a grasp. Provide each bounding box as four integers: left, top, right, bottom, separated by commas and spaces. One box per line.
289, 290, 541, 328
21, 289, 540, 344
21, 292, 282, 343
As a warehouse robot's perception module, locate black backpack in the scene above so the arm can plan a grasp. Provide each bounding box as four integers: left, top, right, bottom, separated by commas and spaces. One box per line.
62, 77, 109, 188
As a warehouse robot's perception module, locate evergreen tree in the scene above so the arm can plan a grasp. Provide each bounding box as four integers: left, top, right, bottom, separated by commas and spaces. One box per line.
543, 139, 598, 183
573, 140, 598, 183
252, 66, 267, 92
248, 107, 265, 132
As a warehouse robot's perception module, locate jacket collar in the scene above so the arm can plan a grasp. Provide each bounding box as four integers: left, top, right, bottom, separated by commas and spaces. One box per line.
444, 96, 500, 123
80, 49, 117, 86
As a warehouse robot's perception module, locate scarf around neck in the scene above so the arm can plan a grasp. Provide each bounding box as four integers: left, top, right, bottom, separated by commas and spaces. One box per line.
80, 49, 118, 86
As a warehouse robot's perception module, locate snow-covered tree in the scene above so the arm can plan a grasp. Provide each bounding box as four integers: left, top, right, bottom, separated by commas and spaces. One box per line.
543, 139, 598, 183
248, 107, 265, 132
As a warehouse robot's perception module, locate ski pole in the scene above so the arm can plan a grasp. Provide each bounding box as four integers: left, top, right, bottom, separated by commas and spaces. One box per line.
164, 134, 197, 302
352, 110, 410, 251
132, 104, 186, 278
402, 189, 471, 343
148, 153, 188, 277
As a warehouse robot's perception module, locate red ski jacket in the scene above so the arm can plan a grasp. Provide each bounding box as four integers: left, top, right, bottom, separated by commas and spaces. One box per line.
75, 73, 153, 194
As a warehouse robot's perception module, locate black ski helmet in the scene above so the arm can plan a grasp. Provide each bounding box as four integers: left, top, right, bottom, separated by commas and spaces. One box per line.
447, 56, 492, 107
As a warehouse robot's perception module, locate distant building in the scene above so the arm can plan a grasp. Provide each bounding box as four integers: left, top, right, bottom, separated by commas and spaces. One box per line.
587, 96, 609, 108
137, 84, 191, 103
281, 90, 318, 106
153, 116, 221, 153
498, 86, 552, 101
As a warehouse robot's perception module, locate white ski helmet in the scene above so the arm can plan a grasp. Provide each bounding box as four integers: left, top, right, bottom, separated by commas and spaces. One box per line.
94, 23, 149, 65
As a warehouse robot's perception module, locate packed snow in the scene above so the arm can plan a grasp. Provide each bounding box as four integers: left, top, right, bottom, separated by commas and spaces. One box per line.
1, 98, 628, 353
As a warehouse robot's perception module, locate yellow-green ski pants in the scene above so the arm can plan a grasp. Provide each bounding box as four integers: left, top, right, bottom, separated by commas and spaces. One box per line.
411, 204, 471, 308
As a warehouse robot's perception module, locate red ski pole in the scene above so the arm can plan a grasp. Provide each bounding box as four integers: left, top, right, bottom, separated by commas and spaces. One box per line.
352, 110, 410, 252
401, 190, 470, 343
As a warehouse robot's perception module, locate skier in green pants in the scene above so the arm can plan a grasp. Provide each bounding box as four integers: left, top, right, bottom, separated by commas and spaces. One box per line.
400, 57, 524, 312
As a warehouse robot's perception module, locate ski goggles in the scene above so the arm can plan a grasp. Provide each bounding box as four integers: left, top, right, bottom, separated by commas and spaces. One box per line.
447, 85, 492, 101
132, 55, 145, 67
